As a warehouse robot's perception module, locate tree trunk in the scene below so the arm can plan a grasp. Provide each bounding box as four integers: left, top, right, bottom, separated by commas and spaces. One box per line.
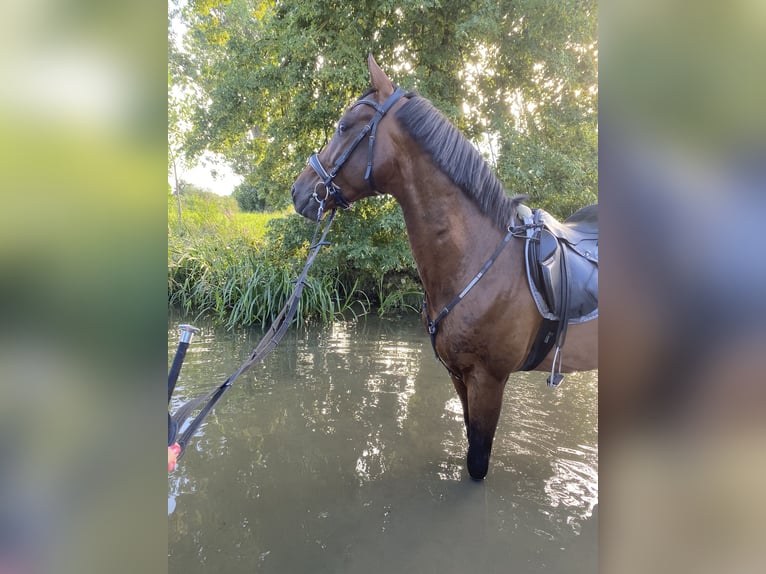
172, 157, 182, 223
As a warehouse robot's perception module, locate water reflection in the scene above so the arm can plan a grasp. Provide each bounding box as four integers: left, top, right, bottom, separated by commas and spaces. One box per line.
489, 369, 599, 533
168, 314, 597, 573
546, 444, 599, 529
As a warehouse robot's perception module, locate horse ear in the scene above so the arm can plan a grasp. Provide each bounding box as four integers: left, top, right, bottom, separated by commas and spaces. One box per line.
367, 53, 394, 99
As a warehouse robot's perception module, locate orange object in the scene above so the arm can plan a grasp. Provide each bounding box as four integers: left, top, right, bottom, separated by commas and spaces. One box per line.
168, 443, 181, 472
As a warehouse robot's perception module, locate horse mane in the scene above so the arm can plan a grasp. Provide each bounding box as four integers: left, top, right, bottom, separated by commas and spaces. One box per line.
394, 94, 523, 229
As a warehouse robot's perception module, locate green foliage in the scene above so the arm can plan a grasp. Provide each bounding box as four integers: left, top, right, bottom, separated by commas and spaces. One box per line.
168, 192, 416, 328
232, 181, 267, 211
168, 0, 598, 325
263, 196, 421, 314
171, 0, 597, 219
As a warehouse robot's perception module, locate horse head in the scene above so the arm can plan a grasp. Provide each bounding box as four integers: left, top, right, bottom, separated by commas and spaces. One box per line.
292, 55, 406, 220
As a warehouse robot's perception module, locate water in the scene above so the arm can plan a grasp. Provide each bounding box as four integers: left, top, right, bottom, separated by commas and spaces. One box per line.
168, 314, 597, 573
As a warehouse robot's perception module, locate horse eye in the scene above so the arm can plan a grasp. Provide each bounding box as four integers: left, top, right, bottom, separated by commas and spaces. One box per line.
337, 122, 347, 134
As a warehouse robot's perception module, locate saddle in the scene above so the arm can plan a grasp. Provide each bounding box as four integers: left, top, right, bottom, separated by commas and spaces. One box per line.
516, 203, 598, 386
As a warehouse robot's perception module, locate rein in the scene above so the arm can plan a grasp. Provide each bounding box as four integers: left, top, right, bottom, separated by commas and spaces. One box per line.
169, 207, 338, 458
171, 88, 406, 461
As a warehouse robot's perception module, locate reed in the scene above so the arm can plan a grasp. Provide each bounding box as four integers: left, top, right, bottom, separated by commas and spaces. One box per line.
168, 190, 421, 328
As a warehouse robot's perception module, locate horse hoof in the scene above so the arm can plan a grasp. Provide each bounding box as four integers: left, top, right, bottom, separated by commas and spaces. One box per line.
468, 467, 488, 480
467, 453, 489, 480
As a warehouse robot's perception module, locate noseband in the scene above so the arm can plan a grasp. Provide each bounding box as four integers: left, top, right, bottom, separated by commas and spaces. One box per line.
308, 86, 406, 211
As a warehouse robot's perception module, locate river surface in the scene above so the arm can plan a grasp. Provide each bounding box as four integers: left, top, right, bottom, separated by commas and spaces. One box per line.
168, 314, 597, 573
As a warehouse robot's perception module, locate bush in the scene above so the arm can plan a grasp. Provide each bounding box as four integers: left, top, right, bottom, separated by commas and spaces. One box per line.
264, 197, 422, 315
168, 191, 421, 328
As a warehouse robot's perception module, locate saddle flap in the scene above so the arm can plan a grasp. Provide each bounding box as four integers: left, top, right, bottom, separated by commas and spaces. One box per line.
523, 205, 599, 325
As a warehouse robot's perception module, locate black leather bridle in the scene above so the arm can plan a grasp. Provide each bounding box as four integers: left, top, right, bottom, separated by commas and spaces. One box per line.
308, 86, 406, 212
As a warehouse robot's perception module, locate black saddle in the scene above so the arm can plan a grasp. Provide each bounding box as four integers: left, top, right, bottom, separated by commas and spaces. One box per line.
541, 204, 598, 257
516, 203, 599, 386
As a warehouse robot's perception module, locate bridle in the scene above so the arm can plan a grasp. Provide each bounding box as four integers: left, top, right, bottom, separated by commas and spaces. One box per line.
308, 86, 406, 214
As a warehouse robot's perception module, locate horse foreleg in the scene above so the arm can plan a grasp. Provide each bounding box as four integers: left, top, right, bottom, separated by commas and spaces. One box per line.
465, 373, 505, 480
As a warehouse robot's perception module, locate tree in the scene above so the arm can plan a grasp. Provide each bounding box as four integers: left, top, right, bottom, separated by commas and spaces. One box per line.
168, 0, 197, 221
172, 0, 597, 218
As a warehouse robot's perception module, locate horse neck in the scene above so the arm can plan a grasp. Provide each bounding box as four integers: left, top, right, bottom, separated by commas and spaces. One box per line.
388, 164, 510, 307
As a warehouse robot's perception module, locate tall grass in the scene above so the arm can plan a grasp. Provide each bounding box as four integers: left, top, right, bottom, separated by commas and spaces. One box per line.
169, 240, 371, 328
168, 190, 376, 328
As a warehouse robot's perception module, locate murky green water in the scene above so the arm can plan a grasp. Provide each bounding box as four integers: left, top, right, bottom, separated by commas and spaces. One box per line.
168, 314, 597, 573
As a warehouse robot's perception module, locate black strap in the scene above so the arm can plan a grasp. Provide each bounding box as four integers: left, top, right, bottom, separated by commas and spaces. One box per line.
356, 87, 405, 191
307, 88, 405, 210
519, 318, 558, 371
170, 209, 338, 458
338, 87, 405, 189
425, 226, 515, 369
546, 245, 570, 387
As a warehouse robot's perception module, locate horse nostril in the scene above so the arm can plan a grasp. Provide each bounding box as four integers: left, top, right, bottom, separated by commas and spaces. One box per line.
291, 186, 297, 199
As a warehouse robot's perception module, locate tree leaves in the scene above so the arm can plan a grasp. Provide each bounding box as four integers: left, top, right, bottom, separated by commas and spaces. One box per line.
170, 0, 597, 218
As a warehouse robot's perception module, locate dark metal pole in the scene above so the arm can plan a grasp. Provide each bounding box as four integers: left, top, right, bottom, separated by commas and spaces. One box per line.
168, 324, 200, 404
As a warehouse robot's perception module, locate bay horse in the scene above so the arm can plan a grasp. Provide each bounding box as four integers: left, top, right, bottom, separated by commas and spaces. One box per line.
291, 55, 597, 479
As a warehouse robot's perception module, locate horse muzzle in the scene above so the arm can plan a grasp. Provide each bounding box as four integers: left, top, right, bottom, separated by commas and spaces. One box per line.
292, 168, 352, 221
291, 168, 334, 221
291, 181, 319, 221
307, 154, 352, 211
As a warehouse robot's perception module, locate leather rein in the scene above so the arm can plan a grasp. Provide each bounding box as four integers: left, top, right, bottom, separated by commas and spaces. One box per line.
170, 89, 407, 459
169, 209, 338, 458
